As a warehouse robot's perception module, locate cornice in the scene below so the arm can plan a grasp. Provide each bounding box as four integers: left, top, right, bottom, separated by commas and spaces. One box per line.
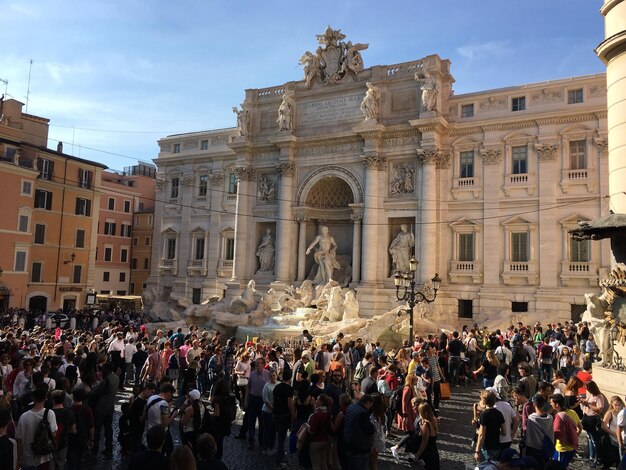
381, 129, 420, 140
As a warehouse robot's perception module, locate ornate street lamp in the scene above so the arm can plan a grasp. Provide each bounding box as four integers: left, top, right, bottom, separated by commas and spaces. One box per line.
609, 323, 625, 371
63, 253, 76, 265
394, 256, 441, 345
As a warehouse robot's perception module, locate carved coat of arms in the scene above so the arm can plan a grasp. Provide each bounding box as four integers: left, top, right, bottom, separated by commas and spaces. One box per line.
299, 26, 368, 88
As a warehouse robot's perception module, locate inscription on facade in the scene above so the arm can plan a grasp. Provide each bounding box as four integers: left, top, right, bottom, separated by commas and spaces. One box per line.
297, 142, 362, 157
298, 93, 364, 125
382, 135, 419, 148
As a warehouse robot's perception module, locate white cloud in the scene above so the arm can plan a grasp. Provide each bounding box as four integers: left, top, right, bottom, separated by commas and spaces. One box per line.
456, 41, 510, 60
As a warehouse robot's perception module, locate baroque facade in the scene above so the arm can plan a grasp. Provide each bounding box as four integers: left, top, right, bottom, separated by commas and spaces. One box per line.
148, 28, 610, 325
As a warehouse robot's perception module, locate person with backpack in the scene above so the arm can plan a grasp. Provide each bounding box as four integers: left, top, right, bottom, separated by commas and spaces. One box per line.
15, 384, 58, 469
146, 382, 179, 457
179, 389, 206, 455
538, 337, 554, 382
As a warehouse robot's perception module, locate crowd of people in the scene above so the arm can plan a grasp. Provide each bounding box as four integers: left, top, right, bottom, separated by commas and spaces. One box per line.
1, 307, 625, 470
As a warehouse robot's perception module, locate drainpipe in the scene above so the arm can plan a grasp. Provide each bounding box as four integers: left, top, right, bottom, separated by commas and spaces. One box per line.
53, 156, 68, 304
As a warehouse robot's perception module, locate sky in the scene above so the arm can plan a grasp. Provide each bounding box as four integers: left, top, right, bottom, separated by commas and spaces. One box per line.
0, 0, 606, 172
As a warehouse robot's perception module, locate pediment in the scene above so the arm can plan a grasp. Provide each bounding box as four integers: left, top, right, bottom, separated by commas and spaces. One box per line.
560, 213, 591, 226
501, 215, 532, 226
449, 216, 479, 228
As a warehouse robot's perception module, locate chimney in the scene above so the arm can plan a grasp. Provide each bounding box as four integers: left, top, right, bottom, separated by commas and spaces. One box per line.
57, 141, 63, 153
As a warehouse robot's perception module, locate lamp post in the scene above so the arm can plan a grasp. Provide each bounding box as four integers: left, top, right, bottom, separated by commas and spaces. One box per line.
609, 323, 625, 371
394, 256, 441, 345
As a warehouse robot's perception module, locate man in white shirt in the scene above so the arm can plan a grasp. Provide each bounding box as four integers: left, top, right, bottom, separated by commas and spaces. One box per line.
124, 338, 137, 387
495, 341, 513, 365
617, 405, 626, 459
15, 386, 58, 469
491, 389, 519, 450
146, 383, 178, 456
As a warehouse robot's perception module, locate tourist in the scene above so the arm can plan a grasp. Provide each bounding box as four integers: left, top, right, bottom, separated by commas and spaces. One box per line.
342, 394, 375, 470
131, 342, 148, 385
128, 381, 154, 452
273, 369, 294, 468
180, 389, 205, 455
170, 444, 196, 470
492, 387, 519, 452
0, 407, 15, 470
517, 362, 538, 399
474, 390, 504, 462
90, 361, 119, 458
210, 378, 235, 460
474, 350, 499, 389
308, 393, 333, 470
261, 369, 279, 455
586, 334, 598, 363
551, 393, 583, 468
234, 351, 251, 407
146, 382, 178, 457
414, 402, 440, 469
600, 395, 624, 469
196, 433, 228, 470
246, 357, 269, 450
51, 389, 76, 469
369, 393, 387, 470
523, 394, 554, 465
581, 380, 606, 466
538, 337, 555, 382
563, 376, 584, 419
126, 424, 170, 470
493, 363, 510, 402
290, 377, 315, 455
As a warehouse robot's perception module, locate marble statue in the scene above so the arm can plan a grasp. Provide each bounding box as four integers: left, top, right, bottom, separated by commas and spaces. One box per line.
321, 286, 345, 322
342, 41, 368, 76
229, 279, 259, 314
258, 175, 277, 203
389, 224, 415, 275
299, 51, 322, 89
360, 82, 380, 121
296, 280, 315, 307
342, 290, 360, 321
306, 226, 340, 285
277, 93, 294, 132
256, 228, 275, 272
416, 72, 439, 112
232, 105, 250, 137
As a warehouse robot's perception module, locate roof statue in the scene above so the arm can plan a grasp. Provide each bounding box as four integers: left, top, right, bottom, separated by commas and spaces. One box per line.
300, 26, 369, 88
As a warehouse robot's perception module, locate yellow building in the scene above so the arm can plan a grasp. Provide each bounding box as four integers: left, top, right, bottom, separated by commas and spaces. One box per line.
0, 97, 107, 312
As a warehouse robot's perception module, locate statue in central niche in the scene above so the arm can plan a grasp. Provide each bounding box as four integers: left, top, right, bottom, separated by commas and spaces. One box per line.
306, 225, 340, 285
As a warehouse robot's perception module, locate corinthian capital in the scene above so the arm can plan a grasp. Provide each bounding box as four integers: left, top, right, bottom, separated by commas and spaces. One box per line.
479, 148, 502, 166
535, 143, 559, 162
594, 137, 608, 156
276, 162, 295, 177
362, 154, 386, 170
207, 172, 224, 186
417, 147, 440, 166
234, 166, 256, 182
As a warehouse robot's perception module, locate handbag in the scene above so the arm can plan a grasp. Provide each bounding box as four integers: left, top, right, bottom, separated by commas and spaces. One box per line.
236, 376, 248, 387
439, 381, 451, 400
296, 421, 310, 450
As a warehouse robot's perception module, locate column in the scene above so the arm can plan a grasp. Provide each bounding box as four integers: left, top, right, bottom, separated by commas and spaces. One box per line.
206, 173, 224, 293
360, 154, 383, 284
297, 217, 308, 281
536, 143, 559, 288
417, 147, 438, 284
351, 212, 362, 284
231, 166, 255, 280
275, 163, 295, 282
480, 147, 503, 286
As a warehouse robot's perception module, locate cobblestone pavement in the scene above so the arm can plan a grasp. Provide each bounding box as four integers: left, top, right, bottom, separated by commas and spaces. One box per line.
88, 384, 592, 470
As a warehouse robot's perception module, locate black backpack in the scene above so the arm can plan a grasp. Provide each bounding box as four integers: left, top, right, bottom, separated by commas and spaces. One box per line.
389, 387, 404, 416
282, 359, 292, 381
32, 409, 57, 455
64, 364, 78, 387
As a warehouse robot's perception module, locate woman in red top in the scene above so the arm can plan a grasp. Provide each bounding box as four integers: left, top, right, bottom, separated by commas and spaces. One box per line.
308, 393, 332, 470
397, 374, 417, 432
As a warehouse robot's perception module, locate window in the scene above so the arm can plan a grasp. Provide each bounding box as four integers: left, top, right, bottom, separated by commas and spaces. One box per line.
34, 190, 53, 210
144, 258, 149, 269
124, 200, 131, 213
131, 258, 138, 269
100, 290, 111, 295
18, 215, 29, 233
134, 216, 140, 227
116, 290, 126, 295
31, 262, 42, 282
104, 247, 112, 262
170, 178, 179, 199
34, 224, 46, 244
568, 89, 583, 104
199, 175, 208, 197
119, 272, 126, 282
511, 232, 529, 262
75, 229, 85, 248
194, 238, 205, 260
461, 104, 474, 118
225, 238, 235, 260
121, 224, 132, 237
512, 302, 528, 313
121, 248, 128, 263
192, 288, 201, 305
103, 272, 110, 282
570, 239, 589, 262
512, 96, 526, 112
173, 143, 181, 153
458, 233, 474, 261
108, 198, 115, 210
458, 299, 473, 318
15, 251, 26, 272
200, 140, 209, 150
72, 265, 82, 283
145, 237, 151, 245
75, 197, 91, 216
460, 151, 474, 178
104, 222, 116, 236
228, 173, 237, 194
78, 169, 92, 189
569, 140, 586, 170
511, 146, 528, 174
138, 202, 144, 210
148, 215, 153, 226
21, 181, 32, 196
130, 283, 135, 294
38, 158, 54, 180
133, 238, 138, 247
165, 238, 176, 260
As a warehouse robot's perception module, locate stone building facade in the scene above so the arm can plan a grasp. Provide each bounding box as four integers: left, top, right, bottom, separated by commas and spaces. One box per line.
148, 30, 610, 325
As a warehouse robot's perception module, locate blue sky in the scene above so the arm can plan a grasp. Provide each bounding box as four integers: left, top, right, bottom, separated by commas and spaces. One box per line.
0, 0, 605, 171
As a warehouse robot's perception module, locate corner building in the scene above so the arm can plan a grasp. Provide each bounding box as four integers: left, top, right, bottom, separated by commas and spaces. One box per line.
149, 33, 609, 326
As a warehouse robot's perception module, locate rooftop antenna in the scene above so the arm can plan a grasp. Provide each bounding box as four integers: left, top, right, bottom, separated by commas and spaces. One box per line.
25, 59, 33, 113
0, 78, 7, 96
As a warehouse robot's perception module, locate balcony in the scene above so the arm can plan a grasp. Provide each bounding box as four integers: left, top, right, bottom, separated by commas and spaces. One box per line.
217, 259, 233, 278
560, 261, 598, 286
449, 260, 482, 283
187, 259, 207, 276
451, 177, 481, 200
502, 261, 538, 285
503, 173, 535, 197
560, 168, 595, 193
158, 258, 178, 276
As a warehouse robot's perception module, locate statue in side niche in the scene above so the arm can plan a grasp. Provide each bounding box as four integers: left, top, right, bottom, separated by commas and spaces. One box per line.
389, 224, 415, 275
306, 226, 340, 285
232, 105, 250, 137
416, 72, 439, 112
277, 93, 294, 132
256, 229, 275, 272
360, 82, 380, 121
